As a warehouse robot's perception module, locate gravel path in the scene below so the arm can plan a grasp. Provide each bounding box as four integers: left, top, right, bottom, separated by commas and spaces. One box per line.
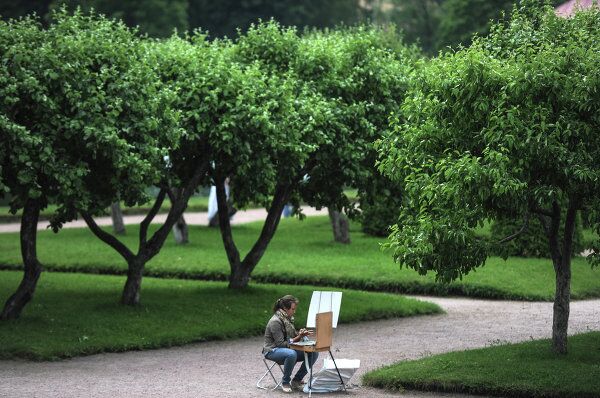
1, 296, 598, 398
0, 207, 329, 233
2, 209, 598, 397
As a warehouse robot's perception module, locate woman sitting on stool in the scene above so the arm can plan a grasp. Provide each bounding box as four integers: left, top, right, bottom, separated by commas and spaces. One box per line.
262, 295, 318, 393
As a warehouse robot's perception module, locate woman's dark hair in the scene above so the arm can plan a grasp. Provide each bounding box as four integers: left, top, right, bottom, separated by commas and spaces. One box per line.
273, 295, 298, 313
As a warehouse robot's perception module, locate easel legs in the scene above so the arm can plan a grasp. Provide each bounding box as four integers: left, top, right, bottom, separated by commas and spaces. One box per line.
303, 350, 347, 397
328, 350, 347, 392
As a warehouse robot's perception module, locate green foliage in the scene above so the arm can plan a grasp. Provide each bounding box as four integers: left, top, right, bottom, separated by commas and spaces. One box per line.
2, 217, 600, 301
0, 270, 441, 360
490, 214, 584, 258
378, 2, 600, 281
363, 331, 600, 398
0, 10, 181, 226
359, 173, 404, 237
293, 26, 416, 212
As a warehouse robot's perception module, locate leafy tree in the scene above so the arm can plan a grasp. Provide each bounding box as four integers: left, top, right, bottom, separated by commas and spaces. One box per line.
294, 27, 416, 240
378, 1, 600, 353
359, 176, 405, 237
0, 10, 182, 316
217, 22, 416, 287
201, 24, 331, 288
79, 33, 220, 305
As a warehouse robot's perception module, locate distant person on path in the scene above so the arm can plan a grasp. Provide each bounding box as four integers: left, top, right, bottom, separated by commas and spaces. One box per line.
282, 203, 294, 217
207, 178, 236, 227
262, 295, 318, 393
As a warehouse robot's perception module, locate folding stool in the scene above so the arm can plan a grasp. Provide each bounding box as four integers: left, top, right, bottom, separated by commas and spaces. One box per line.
256, 357, 284, 390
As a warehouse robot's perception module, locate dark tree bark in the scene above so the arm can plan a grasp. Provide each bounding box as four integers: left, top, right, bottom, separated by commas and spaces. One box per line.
215, 175, 290, 289
172, 214, 189, 244
169, 188, 189, 244
328, 208, 350, 244
539, 199, 578, 354
110, 201, 126, 235
83, 160, 209, 305
121, 259, 145, 305
1, 198, 43, 320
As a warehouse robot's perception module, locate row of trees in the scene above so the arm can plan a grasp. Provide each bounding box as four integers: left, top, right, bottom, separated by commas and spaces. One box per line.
378, 1, 600, 354
2, 1, 598, 355
0, 10, 415, 316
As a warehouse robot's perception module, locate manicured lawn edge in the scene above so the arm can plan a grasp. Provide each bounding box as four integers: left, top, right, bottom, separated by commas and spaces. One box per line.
3, 261, 599, 301
1, 217, 598, 301
0, 262, 552, 301
362, 332, 600, 398
0, 270, 443, 361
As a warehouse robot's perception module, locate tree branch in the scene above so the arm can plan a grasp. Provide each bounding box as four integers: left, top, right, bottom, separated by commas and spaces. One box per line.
216, 173, 241, 269
548, 201, 562, 266
562, 196, 581, 261
242, 182, 290, 270
139, 188, 167, 246
81, 212, 134, 263
144, 159, 209, 258
497, 213, 529, 244
529, 202, 553, 218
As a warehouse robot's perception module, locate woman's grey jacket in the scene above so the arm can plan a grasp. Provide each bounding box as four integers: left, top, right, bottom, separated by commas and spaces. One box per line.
262, 312, 297, 355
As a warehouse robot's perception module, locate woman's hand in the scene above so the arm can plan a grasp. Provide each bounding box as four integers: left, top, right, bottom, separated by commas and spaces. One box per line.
298, 328, 313, 337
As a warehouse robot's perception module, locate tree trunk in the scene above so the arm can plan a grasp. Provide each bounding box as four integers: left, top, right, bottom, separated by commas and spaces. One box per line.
1, 199, 43, 320
552, 256, 571, 354
551, 200, 578, 354
328, 208, 350, 244
172, 214, 189, 244
121, 259, 144, 305
110, 202, 126, 235
83, 160, 209, 307
214, 175, 290, 289
229, 265, 252, 289
541, 200, 578, 354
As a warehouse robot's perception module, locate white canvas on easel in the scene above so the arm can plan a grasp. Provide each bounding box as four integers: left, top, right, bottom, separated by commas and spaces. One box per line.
306, 291, 342, 328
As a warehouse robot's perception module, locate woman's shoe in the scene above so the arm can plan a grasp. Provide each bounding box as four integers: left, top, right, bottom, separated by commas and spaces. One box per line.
281, 383, 292, 393
291, 379, 306, 390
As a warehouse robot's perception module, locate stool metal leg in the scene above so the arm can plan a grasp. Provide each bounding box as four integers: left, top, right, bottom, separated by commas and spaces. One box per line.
256, 358, 283, 390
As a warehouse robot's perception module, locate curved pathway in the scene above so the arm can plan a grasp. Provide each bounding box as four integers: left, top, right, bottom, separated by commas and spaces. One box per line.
0, 207, 329, 233
1, 296, 599, 398
1, 210, 598, 397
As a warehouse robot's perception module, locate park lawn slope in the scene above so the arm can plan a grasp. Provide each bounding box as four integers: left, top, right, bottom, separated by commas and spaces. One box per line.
0, 217, 599, 300
362, 331, 600, 398
0, 270, 441, 361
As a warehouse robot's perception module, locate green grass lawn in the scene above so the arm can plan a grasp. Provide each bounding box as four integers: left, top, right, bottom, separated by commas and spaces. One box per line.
0, 270, 441, 361
0, 217, 599, 300
0, 196, 210, 223
362, 331, 600, 398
